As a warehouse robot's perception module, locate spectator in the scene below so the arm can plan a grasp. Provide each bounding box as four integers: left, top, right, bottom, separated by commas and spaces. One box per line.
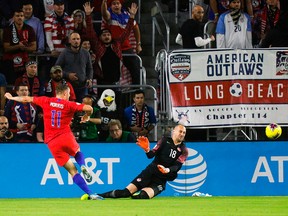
80, 37, 97, 96
106, 119, 136, 142
2, 8, 36, 85
244, 0, 265, 17
14, 60, 44, 96
44, 0, 74, 57
36, 0, 61, 21
209, 0, 231, 22
101, 0, 141, 84
175, 5, 215, 48
0, 115, 14, 142
97, 89, 122, 141
76, 1, 106, 41
253, 0, 280, 46
81, 38, 96, 64
4, 84, 38, 142
216, 0, 253, 49
124, 89, 156, 138
259, 11, 288, 47
44, 65, 76, 101
244, 0, 266, 46
56, 32, 93, 102
40, 0, 54, 19
72, 9, 87, 36
0, 73, 7, 115
22, 0, 45, 53
85, 2, 137, 96
91, 0, 104, 33
72, 2, 99, 52
72, 94, 101, 142
0, 0, 39, 21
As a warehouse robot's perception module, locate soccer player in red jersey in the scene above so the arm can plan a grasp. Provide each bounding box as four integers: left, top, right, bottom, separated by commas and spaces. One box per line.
4, 84, 103, 200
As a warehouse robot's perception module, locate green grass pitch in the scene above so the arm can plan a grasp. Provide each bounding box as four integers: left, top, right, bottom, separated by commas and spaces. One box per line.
1, 197, 288, 216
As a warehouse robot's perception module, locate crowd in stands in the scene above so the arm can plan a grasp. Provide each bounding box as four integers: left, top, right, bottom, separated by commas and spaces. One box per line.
0, 0, 287, 143
0, 0, 158, 143
173, 0, 288, 141
176, 0, 288, 49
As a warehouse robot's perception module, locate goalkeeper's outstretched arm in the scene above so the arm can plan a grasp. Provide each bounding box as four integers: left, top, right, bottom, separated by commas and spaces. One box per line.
136, 136, 150, 152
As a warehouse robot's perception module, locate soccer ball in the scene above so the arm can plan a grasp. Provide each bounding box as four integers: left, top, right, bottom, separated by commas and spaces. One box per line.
229, 83, 242, 97
265, 123, 282, 139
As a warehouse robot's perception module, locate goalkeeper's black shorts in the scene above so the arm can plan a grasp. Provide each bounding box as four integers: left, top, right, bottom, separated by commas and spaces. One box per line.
130, 163, 168, 196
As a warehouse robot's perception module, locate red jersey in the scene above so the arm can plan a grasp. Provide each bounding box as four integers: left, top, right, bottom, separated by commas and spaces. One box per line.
33, 96, 84, 143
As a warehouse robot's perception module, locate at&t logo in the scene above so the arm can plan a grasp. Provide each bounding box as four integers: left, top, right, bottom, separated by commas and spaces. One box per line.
168, 148, 207, 194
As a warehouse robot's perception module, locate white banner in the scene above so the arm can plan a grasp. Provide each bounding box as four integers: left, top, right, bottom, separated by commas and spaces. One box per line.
168, 49, 288, 127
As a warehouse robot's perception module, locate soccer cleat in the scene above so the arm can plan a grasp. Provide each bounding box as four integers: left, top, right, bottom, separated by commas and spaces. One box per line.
81, 165, 92, 183
80, 193, 89, 200
89, 193, 104, 200
80, 193, 104, 200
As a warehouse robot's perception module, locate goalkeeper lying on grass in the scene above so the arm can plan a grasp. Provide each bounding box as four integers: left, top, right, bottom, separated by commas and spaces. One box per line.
99, 124, 188, 199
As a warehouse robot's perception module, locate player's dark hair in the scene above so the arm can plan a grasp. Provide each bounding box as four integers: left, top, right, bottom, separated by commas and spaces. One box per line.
56, 83, 69, 94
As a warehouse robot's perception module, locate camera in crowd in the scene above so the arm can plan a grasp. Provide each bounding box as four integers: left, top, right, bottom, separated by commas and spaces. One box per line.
71, 111, 87, 140
4, 129, 13, 138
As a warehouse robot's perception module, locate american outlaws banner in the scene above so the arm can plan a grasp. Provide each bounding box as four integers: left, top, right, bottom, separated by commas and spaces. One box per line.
168, 49, 288, 127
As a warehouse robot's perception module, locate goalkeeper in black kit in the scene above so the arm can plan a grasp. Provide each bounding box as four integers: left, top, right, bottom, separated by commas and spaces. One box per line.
99, 124, 188, 199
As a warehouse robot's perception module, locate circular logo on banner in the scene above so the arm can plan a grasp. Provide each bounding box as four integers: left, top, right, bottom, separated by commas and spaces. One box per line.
168, 148, 207, 194
229, 82, 243, 97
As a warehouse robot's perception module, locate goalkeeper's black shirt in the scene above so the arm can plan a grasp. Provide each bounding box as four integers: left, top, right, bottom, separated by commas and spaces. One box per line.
146, 136, 188, 173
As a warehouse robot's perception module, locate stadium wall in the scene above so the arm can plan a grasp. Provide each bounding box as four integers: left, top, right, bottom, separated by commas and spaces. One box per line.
0, 141, 287, 198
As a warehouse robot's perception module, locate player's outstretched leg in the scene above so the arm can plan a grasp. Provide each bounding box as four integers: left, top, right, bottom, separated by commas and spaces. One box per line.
64, 159, 102, 200
99, 188, 132, 198
74, 152, 93, 183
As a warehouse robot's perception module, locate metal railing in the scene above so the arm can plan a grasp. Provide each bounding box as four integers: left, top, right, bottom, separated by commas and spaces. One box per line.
203, 20, 216, 49
152, 1, 170, 56
137, 0, 141, 24
155, 49, 176, 135
156, 49, 171, 120
151, 0, 198, 56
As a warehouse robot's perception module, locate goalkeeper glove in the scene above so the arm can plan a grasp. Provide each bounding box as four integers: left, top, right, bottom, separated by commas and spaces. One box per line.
136, 136, 150, 152
157, 164, 170, 174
